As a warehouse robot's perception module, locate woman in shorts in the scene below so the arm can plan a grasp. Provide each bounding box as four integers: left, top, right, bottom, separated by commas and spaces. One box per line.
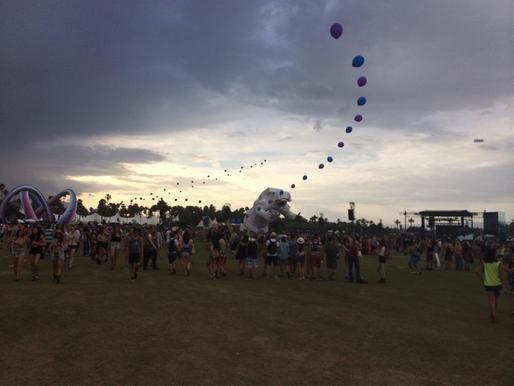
109, 225, 123, 269
246, 235, 259, 278
12, 229, 29, 281
127, 228, 144, 280
475, 248, 513, 322
51, 230, 66, 283
180, 230, 194, 276
29, 227, 46, 281
96, 226, 109, 264
235, 233, 248, 276
67, 225, 80, 270
377, 239, 388, 283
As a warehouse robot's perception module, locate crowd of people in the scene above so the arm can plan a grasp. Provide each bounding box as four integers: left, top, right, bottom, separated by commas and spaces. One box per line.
1, 222, 513, 321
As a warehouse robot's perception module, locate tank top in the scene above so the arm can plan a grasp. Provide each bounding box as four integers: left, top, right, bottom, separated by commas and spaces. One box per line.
484, 261, 501, 286
129, 238, 141, 254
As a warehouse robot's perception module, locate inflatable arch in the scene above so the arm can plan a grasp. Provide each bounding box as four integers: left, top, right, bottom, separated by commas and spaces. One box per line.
0, 185, 77, 225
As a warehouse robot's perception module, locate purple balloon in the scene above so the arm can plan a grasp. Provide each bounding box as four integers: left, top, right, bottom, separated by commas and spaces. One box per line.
357, 76, 367, 87
330, 23, 343, 39
319, 163, 325, 169
354, 114, 363, 122
338, 142, 345, 148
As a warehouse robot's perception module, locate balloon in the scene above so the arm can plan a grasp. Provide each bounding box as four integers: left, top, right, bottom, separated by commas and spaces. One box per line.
150, 193, 153, 195
174, 199, 177, 201
346, 126, 353, 133
264, 160, 267, 162
224, 169, 227, 172
198, 200, 202, 203
319, 163, 325, 169
357, 76, 367, 87
185, 198, 188, 201
354, 114, 363, 122
291, 184, 296, 188
202, 182, 205, 184
338, 142, 345, 148
176, 182, 179, 185
240, 166, 244, 169
357, 96, 367, 106
302, 175, 308, 180
207, 175, 210, 178
164, 188, 166, 191
330, 23, 343, 39
327, 156, 333, 163
352, 55, 365, 67
191, 180, 194, 183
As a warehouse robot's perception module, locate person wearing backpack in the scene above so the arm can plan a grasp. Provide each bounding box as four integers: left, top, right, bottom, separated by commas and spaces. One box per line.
265, 232, 280, 279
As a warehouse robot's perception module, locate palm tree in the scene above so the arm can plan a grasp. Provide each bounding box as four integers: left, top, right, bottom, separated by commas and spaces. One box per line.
394, 219, 401, 229
408, 217, 415, 228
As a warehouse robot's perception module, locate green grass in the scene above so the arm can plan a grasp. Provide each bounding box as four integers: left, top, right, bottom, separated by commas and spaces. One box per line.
1, 242, 513, 385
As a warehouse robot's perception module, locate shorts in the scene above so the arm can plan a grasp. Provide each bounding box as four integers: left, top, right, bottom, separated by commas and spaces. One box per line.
14, 248, 25, 258
246, 258, 258, 269
295, 255, 305, 264
128, 253, 141, 265
168, 251, 178, 263
378, 255, 386, 264
278, 258, 289, 266
52, 252, 65, 261
181, 252, 191, 260
266, 255, 278, 266
485, 285, 502, 298
110, 241, 121, 250
97, 242, 108, 249
30, 246, 43, 255
69, 244, 79, 252
310, 254, 321, 269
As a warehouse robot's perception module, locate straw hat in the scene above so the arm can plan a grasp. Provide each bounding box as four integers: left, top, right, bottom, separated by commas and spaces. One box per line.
297, 237, 305, 244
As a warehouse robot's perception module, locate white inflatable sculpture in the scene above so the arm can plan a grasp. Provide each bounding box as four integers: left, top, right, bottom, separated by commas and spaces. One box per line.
243, 187, 297, 233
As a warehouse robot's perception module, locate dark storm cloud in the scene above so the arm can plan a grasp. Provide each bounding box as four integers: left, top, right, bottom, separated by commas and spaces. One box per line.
1, 0, 512, 195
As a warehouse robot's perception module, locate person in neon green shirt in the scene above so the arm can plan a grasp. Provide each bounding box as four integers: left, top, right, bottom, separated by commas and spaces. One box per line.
475, 245, 513, 323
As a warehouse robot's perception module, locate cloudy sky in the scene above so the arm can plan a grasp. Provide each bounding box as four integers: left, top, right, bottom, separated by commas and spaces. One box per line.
1, 0, 513, 224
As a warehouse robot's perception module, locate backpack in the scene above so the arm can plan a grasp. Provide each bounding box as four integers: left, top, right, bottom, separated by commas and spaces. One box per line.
267, 239, 278, 255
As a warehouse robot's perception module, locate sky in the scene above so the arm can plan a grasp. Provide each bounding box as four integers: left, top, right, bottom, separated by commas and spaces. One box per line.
1, 0, 513, 225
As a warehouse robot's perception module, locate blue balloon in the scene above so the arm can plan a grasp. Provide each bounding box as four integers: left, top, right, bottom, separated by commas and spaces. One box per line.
357, 96, 367, 106
302, 175, 308, 181
346, 126, 353, 133
327, 156, 333, 163
352, 55, 365, 67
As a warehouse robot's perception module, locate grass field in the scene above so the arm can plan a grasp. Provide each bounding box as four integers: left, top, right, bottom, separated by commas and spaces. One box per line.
1, 242, 513, 386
